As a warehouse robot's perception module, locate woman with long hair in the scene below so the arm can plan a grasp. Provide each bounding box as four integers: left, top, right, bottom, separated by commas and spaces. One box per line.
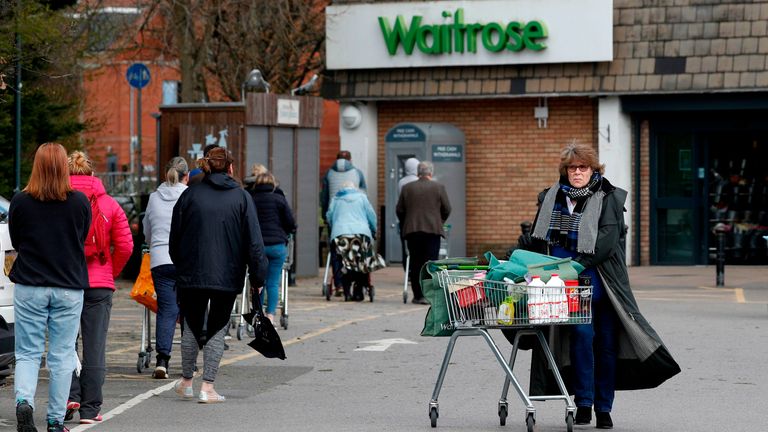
169, 147, 267, 403
9, 143, 91, 432
64, 151, 133, 425
244, 165, 296, 324
142, 156, 189, 379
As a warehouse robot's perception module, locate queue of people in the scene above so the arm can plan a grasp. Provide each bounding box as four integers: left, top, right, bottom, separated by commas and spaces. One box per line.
8, 142, 678, 431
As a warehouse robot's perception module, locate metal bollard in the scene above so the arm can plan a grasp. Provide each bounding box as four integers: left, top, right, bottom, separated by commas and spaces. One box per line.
712, 223, 730, 287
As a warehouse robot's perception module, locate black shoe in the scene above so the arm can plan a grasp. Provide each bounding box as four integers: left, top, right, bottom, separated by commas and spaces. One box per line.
411, 297, 429, 305
153, 356, 169, 379
46, 421, 68, 432
16, 400, 37, 432
574, 406, 592, 425
595, 412, 613, 429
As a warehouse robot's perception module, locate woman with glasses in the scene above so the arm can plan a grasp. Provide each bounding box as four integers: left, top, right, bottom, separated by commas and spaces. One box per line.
523, 142, 680, 429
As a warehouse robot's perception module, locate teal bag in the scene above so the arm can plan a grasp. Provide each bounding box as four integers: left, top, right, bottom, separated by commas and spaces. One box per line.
485, 249, 585, 283
526, 257, 584, 283
420, 257, 479, 337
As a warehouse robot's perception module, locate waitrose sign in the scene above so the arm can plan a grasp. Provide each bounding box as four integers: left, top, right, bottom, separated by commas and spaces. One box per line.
326, 0, 613, 70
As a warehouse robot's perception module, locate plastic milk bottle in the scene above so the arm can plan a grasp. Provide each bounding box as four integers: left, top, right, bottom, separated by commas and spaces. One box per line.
527, 276, 545, 324
546, 273, 567, 323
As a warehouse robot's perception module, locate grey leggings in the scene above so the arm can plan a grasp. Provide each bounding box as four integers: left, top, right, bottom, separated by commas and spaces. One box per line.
180, 319, 228, 383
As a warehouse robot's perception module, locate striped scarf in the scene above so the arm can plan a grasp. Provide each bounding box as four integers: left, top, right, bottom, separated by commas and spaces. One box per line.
532, 172, 604, 254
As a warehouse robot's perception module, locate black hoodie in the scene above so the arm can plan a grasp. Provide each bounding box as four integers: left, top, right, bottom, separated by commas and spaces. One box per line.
169, 173, 268, 292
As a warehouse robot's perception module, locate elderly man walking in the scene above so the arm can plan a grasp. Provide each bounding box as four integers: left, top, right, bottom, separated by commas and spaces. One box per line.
396, 161, 451, 305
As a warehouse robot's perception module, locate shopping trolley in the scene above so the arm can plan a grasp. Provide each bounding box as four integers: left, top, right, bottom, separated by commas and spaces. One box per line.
136, 306, 153, 373
428, 268, 592, 431
233, 236, 294, 337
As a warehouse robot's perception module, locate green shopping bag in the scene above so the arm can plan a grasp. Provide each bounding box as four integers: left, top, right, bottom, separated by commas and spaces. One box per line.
420, 257, 479, 337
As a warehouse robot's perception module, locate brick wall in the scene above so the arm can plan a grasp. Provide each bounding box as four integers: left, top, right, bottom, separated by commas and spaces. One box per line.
639, 120, 650, 265
377, 97, 597, 256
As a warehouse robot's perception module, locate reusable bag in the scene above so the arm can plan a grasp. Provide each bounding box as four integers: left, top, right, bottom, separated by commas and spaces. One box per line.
242, 288, 286, 360
420, 257, 479, 337
130, 253, 158, 313
526, 257, 584, 283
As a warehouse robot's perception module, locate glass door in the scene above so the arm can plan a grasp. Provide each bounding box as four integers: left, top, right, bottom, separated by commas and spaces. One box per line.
651, 131, 701, 264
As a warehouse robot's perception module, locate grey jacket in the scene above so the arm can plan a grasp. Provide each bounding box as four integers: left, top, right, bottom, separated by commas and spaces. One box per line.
143, 182, 187, 268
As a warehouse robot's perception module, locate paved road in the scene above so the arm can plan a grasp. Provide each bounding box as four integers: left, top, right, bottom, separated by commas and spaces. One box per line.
0, 265, 766, 431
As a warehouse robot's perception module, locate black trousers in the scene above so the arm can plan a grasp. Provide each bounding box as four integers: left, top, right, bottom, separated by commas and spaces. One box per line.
405, 232, 441, 300
69, 288, 113, 418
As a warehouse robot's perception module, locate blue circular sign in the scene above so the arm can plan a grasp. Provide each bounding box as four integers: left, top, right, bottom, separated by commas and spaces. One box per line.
126, 63, 151, 89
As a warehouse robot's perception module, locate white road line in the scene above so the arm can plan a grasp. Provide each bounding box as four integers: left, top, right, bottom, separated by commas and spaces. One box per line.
73, 307, 423, 430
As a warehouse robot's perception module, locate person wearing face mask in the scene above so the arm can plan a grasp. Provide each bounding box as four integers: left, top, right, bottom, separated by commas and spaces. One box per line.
521, 142, 680, 429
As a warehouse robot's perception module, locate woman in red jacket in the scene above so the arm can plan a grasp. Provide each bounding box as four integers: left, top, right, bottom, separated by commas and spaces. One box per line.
65, 151, 133, 424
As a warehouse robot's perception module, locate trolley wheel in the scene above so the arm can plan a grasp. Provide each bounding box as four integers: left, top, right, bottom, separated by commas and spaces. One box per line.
369, 286, 375, 302
498, 403, 508, 426
565, 412, 574, 432
136, 355, 145, 373
280, 314, 288, 329
145, 355, 151, 369
526, 413, 535, 432
403, 290, 408, 304
323, 283, 331, 301
429, 406, 438, 428
236, 324, 244, 341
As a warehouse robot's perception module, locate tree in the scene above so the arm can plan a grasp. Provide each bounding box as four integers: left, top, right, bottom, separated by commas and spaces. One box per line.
0, 1, 89, 197
139, 0, 329, 102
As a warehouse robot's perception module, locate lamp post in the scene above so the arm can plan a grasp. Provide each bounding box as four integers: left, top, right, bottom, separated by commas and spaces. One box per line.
241, 69, 271, 102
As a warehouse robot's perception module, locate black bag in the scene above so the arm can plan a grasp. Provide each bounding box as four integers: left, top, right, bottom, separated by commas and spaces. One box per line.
242, 289, 286, 360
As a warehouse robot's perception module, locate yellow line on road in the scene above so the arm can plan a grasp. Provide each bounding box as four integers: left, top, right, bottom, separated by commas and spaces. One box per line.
734, 288, 746, 303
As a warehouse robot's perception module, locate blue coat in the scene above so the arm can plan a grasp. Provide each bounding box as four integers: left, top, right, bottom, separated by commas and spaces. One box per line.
326, 188, 376, 241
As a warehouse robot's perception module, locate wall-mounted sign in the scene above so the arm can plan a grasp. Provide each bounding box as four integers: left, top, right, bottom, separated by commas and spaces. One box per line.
326, 0, 613, 70
277, 99, 300, 125
432, 144, 463, 162
385, 124, 426, 142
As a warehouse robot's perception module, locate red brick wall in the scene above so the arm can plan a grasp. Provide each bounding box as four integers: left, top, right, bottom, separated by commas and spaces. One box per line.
639, 120, 650, 265
319, 100, 340, 180
377, 97, 597, 256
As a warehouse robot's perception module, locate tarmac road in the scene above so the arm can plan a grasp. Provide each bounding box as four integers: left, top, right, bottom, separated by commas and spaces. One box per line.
0, 265, 766, 431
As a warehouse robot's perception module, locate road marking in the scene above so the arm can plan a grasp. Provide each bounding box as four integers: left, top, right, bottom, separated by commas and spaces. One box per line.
354, 338, 417, 352
734, 288, 746, 303
73, 306, 423, 431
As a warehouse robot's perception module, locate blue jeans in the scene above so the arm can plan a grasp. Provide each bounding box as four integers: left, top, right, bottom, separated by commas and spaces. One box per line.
261, 244, 287, 315
551, 246, 619, 413
14, 284, 84, 424
151, 265, 179, 358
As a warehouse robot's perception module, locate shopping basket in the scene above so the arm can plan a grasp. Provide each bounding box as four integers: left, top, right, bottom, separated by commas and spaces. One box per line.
428, 268, 592, 431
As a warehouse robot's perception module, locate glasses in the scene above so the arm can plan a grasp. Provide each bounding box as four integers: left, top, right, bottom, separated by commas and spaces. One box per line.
567, 165, 591, 173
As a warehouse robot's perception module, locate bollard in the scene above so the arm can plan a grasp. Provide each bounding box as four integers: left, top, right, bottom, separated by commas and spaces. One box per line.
712, 223, 731, 287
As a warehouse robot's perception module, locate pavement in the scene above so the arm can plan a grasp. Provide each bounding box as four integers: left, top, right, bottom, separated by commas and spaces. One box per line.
0, 262, 765, 431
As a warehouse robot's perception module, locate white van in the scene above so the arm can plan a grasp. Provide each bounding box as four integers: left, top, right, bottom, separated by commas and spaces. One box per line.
0, 196, 15, 383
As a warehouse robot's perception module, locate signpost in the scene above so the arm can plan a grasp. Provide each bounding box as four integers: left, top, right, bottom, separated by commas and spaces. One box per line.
126, 63, 150, 191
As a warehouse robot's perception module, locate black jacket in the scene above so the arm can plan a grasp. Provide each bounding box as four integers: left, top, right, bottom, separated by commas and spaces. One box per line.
510, 178, 681, 394
244, 182, 297, 246
169, 173, 268, 293
9, 191, 91, 289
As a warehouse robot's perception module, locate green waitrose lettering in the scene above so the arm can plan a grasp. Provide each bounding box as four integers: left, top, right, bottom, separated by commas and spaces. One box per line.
378, 8, 547, 56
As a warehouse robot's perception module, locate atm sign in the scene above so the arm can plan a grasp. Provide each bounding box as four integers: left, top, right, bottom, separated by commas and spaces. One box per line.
432, 145, 463, 162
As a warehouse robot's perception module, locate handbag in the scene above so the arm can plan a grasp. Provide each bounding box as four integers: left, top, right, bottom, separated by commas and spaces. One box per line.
130, 253, 157, 313
242, 288, 286, 360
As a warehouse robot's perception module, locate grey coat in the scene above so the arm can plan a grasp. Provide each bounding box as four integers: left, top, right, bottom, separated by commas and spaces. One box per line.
508, 178, 681, 394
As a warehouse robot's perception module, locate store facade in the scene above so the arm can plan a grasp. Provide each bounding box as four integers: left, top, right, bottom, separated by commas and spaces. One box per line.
323, 0, 768, 266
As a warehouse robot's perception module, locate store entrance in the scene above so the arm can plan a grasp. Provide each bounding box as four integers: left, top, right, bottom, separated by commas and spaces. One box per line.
651, 114, 768, 265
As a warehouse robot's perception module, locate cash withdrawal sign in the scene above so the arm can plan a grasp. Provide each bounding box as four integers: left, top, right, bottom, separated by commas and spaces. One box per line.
326, 0, 613, 70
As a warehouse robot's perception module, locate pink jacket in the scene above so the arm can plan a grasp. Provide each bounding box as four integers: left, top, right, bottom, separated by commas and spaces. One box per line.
70, 175, 134, 290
